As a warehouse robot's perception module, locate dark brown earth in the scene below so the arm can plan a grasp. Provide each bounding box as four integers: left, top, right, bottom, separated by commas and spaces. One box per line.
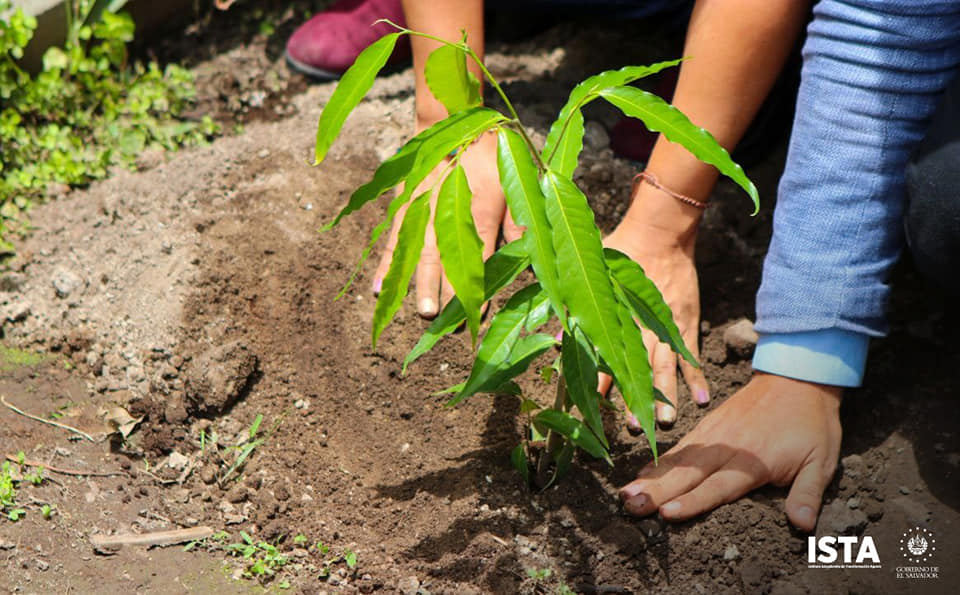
1, 4, 958, 594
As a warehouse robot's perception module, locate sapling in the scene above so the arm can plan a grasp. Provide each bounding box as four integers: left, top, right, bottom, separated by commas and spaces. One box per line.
315, 22, 757, 486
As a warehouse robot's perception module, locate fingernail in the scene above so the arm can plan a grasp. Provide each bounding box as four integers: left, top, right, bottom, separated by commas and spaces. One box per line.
795, 505, 816, 529
620, 483, 646, 500
661, 501, 682, 516
695, 389, 710, 406
623, 494, 647, 515
658, 405, 676, 425
555, 331, 563, 342
626, 412, 642, 432
372, 278, 382, 295
419, 298, 437, 316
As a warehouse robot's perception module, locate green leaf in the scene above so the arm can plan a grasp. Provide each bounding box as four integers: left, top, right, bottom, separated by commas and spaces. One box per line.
540, 171, 655, 456
329, 108, 508, 298
372, 190, 431, 348
511, 444, 530, 485
524, 288, 552, 332
315, 32, 403, 164
424, 41, 481, 115
605, 247, 697, 366
545, 108, 583, 178
613, 299, 656, 456
597, 86, 759, 212
519, 399, 540, 414
534, 409, 610, 463
497, 128, 564, 326
561, 327, 606, 448
324, 107, 506, 231
449, 331, 556, 406
542, 60, 682, 169
403, 239, 529, 372
448, 284, 552, 405
435, 164, 484, 343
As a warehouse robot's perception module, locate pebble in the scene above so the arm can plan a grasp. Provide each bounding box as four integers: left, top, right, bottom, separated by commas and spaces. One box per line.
199, 465, 217, 485
52, 269, 83, 298
397, 575, 420, 595
257, 149, 270, 159
820, 499, 868, 534
35, 559, 49, 571
723, 545, 740, 561
0, 539, 15, 550
722, 318, 759, 358
847, 497, 861, 510
583, 121, 610, 152
899, 485, 911, 495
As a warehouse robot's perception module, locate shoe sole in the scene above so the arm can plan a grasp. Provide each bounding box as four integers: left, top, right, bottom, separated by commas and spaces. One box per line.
285, 50, 343, 82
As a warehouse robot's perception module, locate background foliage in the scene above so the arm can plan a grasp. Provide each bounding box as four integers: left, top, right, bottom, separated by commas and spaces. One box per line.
0, 0, 218, 253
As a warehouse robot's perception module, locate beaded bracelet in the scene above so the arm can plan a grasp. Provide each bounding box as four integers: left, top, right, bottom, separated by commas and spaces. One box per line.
634, 171, 709, 210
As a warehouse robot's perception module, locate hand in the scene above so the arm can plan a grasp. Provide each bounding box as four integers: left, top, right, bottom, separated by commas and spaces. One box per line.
372, 131, 522, 316
619, 373, 843, 531
601, 207, 708, 428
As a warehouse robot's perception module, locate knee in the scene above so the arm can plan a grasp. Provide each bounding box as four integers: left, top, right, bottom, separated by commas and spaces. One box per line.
905, 146, 960, 295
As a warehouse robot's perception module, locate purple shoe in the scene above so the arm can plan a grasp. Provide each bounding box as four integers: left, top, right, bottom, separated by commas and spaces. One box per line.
285, 0, 411, 81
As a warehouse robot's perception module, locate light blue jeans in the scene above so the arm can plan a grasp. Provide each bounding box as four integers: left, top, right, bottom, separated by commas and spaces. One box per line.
755, 0, 960, 341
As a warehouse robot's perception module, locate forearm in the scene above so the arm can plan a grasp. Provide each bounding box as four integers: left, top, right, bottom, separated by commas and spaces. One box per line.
402, 0, 485, 128
623, 0, 809, 234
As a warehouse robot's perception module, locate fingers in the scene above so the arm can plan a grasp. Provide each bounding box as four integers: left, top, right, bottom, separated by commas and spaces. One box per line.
415, 240, 442, 318
651, 344, 679, 426
643, 329, 678, 427
658, 455, 767, 521
372, 210, 406, 295
679, 325, 710, 406
785, 459, 829, 531
619, 443, 731, 516
502, 209, 524, 243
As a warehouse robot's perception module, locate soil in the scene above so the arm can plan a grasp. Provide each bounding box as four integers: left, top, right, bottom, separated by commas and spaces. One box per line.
1, 5, 958, 594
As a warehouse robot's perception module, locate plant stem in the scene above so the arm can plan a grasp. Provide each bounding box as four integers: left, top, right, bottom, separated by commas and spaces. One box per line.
377, 20, 547, 171
535, 375, 568, 488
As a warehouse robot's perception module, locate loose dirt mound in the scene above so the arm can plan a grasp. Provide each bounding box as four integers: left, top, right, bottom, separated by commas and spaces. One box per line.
1, 18, 958, 595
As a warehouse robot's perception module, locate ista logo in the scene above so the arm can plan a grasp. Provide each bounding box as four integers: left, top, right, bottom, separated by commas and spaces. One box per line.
808, 536, 881, 568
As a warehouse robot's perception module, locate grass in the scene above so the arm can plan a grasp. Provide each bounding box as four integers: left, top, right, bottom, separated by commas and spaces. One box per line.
0, 344, 46, 371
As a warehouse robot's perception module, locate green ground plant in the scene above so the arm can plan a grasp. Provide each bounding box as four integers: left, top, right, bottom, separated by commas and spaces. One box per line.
1, 452, 46, 521
316, 23, 757, 485
0, 0, 218, 253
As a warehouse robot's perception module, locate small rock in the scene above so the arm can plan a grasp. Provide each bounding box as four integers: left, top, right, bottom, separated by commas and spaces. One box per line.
0, 538, 15, 550
225, 485, 248, 504
52, 269, 83, 299
55, 447, 71, 457
841, 454, 864, 478
166, 451, 190, 471
819, 499, 867, 534
0, 273, 26, 292
397, 575, 420, 595
583, 121, 610, 152
35, 559, 49, 571
257, 149, 270, 159
847, 497, 861, 510
199, 465, 217, 485
1, 301, 31, 322
723, 318, 758, 358
899, 485, 911, 495
723, 545, 740, 561
294, 399, 309, 410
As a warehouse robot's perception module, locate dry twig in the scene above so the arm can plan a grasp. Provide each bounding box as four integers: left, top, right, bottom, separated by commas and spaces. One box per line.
4, 454, 124, 478
1, 394, 96, 442
90, 526, 215, 549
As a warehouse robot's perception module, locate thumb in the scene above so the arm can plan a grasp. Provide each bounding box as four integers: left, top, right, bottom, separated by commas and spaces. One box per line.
785, 459, 829, 532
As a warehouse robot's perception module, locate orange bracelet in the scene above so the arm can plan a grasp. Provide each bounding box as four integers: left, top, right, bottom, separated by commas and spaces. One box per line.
634, 171, 709, 210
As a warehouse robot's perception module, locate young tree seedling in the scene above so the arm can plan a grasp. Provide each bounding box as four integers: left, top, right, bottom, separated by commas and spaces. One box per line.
316, 23, 757, 485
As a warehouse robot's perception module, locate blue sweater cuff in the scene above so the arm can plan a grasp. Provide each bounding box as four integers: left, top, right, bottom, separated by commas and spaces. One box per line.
752, 329, 869, 388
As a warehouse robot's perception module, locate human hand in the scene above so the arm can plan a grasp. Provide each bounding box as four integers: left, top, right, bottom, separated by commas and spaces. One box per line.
619, 373, 843, 531
600, 209, 708, 428
372, 130, 523, 316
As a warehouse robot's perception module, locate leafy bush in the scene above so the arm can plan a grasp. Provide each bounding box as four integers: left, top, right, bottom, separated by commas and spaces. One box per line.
0, 0, 218, 252
317, 23, 757, 485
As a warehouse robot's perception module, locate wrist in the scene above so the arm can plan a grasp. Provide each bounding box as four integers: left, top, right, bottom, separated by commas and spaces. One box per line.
618, 176, 704, 247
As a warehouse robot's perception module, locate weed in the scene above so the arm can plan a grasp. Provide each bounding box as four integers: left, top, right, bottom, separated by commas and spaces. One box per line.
1, 452, 47, 521
0, 344, 46, 371
316, 24, 757, 484
41, 503, 54, 519
0, 0, 218, 252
